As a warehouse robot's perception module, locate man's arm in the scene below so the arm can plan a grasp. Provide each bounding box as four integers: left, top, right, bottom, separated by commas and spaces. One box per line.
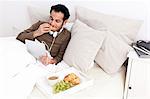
16, 21, 45, 43
54, 32, 71, 64
38, 32, 71, 65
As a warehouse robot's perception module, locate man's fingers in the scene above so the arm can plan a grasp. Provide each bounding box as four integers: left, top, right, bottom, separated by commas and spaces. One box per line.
43, 23, 50, 26
39, 54, 49, 66
40, 23, 50, 30
37, 23, 51, 35
43, 29, 50, 33
41, 27, 50, 34
43, 27, 50, 31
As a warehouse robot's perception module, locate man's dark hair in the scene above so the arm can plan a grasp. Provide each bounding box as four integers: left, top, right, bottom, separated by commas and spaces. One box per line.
50, 4, 70, 21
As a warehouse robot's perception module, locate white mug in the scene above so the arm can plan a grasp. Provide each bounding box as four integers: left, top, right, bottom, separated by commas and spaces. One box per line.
47, 75, 59, 86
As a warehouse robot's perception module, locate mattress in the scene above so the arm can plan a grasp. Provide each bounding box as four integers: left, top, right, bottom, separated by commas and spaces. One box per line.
28, 63, 125, 99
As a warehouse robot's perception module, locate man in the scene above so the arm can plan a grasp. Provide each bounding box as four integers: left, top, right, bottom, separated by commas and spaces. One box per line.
16, 4, 71, 65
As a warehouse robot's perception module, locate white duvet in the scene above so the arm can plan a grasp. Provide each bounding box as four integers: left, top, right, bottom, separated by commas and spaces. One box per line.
0, 37, 125, 99
0, 37, 36, 99
0, 37, 69, 99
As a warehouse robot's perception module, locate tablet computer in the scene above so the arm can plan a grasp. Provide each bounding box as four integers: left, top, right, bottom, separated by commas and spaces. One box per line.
25, 39, 47, 59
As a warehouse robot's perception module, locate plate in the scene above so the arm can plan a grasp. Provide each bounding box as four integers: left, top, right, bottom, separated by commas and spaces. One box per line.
36, 67, 93, 97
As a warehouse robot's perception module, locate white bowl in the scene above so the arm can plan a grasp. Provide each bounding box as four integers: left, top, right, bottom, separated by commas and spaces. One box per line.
47, 75, 59, 86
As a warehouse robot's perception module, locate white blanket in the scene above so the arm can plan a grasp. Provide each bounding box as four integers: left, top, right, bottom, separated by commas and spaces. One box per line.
6, 63, 45, 99
0, 37, 69, 99
0, 37, 125, 99
0, 37, 36, 78
4, 61, 69, 99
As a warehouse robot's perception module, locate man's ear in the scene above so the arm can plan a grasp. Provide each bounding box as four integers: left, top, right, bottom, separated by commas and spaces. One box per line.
63, 19, 68, 26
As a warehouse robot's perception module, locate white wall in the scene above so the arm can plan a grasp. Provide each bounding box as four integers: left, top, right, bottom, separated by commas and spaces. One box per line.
0, 0, 150, 40
0, 0, 31, 36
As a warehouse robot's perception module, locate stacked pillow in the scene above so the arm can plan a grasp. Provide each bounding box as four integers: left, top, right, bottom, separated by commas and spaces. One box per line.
64, 6, 142, 74
95, 31, 131, 73
74, 6, 142, 74
63, 20, 106, 72
76, 6, 142, 45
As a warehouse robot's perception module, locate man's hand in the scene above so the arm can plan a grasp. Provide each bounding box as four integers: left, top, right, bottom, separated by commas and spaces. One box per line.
39, 53, 57, 65
33, 23, 51, 38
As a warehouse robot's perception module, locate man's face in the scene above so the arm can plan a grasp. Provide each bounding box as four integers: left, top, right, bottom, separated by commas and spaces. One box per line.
49, 10, 66, 32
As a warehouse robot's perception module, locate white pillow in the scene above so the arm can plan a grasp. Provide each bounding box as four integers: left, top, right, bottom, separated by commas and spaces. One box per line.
27, 5, 49, 24
95, 31, 132, 74
76, 6, 142, 45
63, 20, 106, 72
76, 6, 141, 74
64, 22, 74, 32
0, 37, 36, 78
27, 3, 75, 24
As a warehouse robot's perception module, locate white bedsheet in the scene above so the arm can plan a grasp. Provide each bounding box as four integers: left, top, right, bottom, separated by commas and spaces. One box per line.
0, 36, 68, 99
0, 37, 36, 99
0, 37, 36, 78
0, 36, 71, 99
4, 61, 70, 99
0, 37, 125, 99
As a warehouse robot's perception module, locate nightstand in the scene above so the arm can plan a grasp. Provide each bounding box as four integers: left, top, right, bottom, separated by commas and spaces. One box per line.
124, 50, 150, 99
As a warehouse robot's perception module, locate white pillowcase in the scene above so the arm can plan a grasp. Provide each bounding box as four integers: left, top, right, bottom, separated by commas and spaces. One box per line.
76, 6, 142, 45
76, 6, 142, 74
0, 37, 36, 78
95, 31, 132, 74
27, 5, 49, 24
63, 20, 106, 72
64, 22, 74, 32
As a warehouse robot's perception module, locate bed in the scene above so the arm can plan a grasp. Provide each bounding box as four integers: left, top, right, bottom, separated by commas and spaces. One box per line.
1, 0, 148, 99
1, 29, 125, 99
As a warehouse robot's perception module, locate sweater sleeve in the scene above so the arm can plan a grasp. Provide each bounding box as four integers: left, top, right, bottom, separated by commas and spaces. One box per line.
16, 21, 44, 43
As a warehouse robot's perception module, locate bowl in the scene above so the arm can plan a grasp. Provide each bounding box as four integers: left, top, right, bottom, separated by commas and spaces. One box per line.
47, 75, 59, 86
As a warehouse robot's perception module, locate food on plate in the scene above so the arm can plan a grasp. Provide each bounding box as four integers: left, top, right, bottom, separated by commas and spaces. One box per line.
64, 73, 80, 85
52, 73, 80, 94
52, 80, 71, 93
